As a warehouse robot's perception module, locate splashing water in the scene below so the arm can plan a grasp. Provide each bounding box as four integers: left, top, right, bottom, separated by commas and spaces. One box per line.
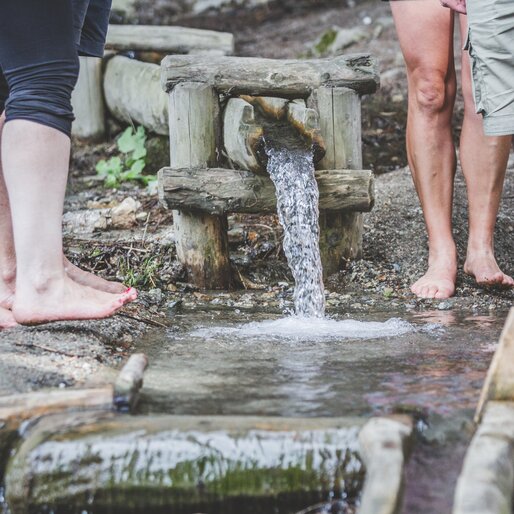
265, 141, 325, 318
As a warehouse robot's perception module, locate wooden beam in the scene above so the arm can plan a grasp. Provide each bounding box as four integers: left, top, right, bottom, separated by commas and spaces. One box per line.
475, 308, 514, 423
161, 54, 379, 97
159, 167, 374, 215
106, 24, 234, 55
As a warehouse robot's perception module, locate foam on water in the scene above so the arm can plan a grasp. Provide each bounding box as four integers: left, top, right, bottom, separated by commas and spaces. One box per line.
190, 316, 420, 342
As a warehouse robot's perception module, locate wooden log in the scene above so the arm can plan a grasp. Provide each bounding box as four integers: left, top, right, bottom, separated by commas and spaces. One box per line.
0, 387, 113, 481
5, 412, 364, 514
104, 55, 169, 135
106, 24, 234, 55
158, 167, 374, 215
310, 86, 366, 276
475, 308, 514, 423
161, 54, 379, 97
0, 387, 113, 425
223, 98, 265, 174
358, 416, 413, 514
453, 401, 514, 514
114, 353, 149, 413
71, 57, 106, 140
167, 82, 231, 289
287, 100, 326, 163
240, 95, 289, 120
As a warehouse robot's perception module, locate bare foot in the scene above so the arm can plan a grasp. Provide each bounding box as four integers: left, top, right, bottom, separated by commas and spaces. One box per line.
411, 253, 457, 299
64, 257, 127, 294
464, 250, 514, 288
0, 306, 17, 329
12, 275, 138, 325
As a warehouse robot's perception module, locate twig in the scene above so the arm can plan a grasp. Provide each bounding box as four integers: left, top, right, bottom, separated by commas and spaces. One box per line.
13, 341, 82, 359
116, 312, 168, 328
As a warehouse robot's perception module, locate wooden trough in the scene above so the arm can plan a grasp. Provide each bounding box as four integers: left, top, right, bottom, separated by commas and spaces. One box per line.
71, 25, 234, 140
158, 54, 379, 288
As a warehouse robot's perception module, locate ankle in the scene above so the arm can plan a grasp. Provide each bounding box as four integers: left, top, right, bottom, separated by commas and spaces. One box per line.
16, 270, 65, 296
427, 242, 457, 263
0, 266, 16, 287
467, 240, 494, 257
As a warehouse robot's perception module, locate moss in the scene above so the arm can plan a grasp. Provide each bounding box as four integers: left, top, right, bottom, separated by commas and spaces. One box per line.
314, 28, 338, 56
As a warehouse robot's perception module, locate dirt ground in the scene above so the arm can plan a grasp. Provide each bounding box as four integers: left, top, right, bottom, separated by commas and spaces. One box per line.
0, 0, 512, 395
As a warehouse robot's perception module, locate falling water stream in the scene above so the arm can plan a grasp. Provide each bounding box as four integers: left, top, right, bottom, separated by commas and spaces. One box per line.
265, 141, 325, 318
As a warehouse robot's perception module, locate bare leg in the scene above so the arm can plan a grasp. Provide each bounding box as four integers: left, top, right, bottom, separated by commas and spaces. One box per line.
0, 113, 16, 308
391, 0, 458, 299
2, 120, 137, 325
0, 112, 17, 328
458, 16, 514, 287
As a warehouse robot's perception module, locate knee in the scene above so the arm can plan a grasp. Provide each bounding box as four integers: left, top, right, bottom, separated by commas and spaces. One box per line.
3, 57, 80, 137
411, 69, 454, 115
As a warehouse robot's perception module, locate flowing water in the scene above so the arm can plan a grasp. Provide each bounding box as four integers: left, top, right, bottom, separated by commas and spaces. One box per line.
265, 141, 325, 318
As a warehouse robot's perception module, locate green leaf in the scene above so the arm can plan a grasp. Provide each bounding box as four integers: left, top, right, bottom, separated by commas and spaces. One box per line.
117, 127, 137, 154
130, 159, 146, 175
95, 159, 110, 176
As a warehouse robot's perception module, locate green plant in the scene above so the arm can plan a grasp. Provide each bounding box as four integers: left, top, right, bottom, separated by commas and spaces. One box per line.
96, 126, 156, 188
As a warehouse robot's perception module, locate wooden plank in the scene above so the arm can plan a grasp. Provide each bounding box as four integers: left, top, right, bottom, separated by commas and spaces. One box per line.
158, 167, 374, 214
167, 82, 231, 289
106, 24, 234, 55
71, 57, 106, 140
114, 353, 149, 413
161, 54, 379, 96
310, 86, 366, 276
475, 308, 514, 423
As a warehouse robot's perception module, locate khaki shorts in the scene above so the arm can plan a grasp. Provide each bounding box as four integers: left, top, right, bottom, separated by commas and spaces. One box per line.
466, 0, 514, 136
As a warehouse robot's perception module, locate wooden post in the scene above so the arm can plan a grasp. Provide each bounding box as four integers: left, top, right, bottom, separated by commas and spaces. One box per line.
168, 83, 231, 289
310, 86, 365, 276
71, 57, 106, 141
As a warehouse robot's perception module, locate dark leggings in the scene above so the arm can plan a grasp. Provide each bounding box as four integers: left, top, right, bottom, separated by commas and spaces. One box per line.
0, 0, 111, 137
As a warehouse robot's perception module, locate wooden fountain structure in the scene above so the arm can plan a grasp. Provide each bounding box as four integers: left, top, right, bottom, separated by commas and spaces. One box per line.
158, 54, 379, 289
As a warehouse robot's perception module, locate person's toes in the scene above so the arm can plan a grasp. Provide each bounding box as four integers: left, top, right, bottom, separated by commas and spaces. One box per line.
434, 287, 452, 300
427, 285, 439, 298
503, 274, 514, 287
0, 308, 18, 329
477, 271, 503, 285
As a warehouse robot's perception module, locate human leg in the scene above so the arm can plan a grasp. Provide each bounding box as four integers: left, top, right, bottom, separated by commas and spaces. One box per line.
0, 0, 136, 324
0, 100, 17, 328
391, 0, 458, 299
458, 15, 513, 287
0, 112, 16, 310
